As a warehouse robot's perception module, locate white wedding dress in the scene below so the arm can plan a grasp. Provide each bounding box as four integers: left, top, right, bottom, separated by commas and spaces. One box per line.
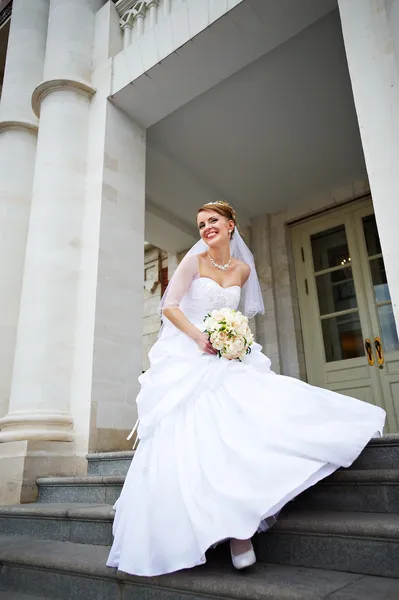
107, 276, 386, 577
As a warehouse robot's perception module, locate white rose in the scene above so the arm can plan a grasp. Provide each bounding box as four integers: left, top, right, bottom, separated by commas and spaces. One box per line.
213, 331, 228, 350
236, 322, 247, 335
211, 309, 224, 321
224, 313, 234, 327
205, 317, 218, 331
233, 338, 245, 353
212, 338, 224, 351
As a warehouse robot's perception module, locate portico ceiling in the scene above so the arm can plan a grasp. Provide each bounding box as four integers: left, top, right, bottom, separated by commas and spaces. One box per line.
112, 1, 367, 252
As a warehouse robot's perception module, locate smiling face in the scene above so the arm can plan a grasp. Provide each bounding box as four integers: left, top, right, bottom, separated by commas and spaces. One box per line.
197, 209, 235, 248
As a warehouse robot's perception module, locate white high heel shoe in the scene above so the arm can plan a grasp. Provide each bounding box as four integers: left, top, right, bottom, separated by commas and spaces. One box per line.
230, 541, 256, 570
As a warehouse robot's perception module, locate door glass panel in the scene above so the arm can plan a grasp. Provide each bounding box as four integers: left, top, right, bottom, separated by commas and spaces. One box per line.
321, 312, 364, 362
362, 215, 399, 354
316, 267, 357, 315
311, 226, 351, 271
363, 214, 382, 256
311, 223, 364, 363
369, 257, 390, 303
377, 305, 399, 353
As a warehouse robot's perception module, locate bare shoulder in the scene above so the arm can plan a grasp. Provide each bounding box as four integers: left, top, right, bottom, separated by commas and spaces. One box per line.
233, 259, 251, 284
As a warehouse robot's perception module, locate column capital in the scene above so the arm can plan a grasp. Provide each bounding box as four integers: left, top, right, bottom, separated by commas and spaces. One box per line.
118, 0, 154, 29
0, 120, 39, 135
31, 78, 96, 118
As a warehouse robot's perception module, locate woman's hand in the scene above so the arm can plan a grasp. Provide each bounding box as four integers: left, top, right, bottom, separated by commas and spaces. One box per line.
162, 308, 218, 355
195, 332, 218, 355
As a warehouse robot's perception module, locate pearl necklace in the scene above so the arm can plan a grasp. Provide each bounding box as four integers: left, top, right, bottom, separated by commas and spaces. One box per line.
207, 252, 231, 271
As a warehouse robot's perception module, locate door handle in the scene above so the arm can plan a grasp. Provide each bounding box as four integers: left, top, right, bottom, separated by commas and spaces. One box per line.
365, 339, 374, 366
374, 337, 384, 367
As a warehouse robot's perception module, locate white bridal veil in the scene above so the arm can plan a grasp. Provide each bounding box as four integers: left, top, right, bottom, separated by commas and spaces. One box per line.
158, 228, 265, 319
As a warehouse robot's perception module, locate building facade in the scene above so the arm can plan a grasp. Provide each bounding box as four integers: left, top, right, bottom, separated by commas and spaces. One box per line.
0, 0, 399, 504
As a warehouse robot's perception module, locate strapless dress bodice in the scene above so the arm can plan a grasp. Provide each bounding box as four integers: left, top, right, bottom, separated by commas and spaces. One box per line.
179, 277, 241, 324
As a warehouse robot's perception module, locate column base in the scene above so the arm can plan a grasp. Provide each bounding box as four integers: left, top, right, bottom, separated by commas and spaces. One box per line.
0, 412, 74, 443
0, 440, 85, 505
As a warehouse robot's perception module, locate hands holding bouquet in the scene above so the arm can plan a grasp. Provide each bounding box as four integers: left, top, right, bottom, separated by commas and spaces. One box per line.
202, 308, 254, 360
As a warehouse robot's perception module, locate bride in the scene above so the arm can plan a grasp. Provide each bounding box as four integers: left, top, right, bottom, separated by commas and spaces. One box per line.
107, 201, 385, 577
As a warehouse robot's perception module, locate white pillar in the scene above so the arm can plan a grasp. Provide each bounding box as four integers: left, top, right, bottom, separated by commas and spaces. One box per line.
0, 0, 102, 443
148, 0, 158, 28
338, 0, 399, 327
136, 12, 145, 36
0, 0, 49, 419
122, 23, 132, 49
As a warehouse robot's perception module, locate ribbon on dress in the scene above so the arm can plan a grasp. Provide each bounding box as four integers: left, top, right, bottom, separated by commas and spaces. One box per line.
127, 419, 140, 450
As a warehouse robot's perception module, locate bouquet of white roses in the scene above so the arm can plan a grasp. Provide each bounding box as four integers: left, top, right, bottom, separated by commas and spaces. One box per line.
203, 307, 254, 361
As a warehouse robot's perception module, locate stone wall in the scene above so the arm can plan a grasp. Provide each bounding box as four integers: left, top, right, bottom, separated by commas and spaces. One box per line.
142, 245, 167, 371
142, 245, 191, 371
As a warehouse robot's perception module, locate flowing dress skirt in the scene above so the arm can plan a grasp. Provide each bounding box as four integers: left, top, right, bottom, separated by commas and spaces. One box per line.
107, 325, 385, 576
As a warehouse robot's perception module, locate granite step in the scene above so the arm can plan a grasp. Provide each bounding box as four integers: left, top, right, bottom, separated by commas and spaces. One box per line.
87, 451, 134, 477
86, 436, 399, 478
0, 593, 50, 600
0, 503, 114, 546
36, 469, 399, 513
257, 510, 399, 578
1, 502, 399, 578
0, 535, 398, 600
349, 435, 399, 470
293, 468, 399, 513
36, 476, 123, 504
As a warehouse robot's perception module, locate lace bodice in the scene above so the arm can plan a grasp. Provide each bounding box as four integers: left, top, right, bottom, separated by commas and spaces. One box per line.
180, 277, 241, 325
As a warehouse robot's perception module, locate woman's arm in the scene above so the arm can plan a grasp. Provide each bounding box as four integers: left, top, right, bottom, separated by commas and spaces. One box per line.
162, 308, 217, 355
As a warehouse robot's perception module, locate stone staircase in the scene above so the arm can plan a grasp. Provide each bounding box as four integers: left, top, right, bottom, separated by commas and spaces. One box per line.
0, 437, 399, 599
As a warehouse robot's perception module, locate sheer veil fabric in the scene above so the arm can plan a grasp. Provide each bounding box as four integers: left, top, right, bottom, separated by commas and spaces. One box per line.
158, 229, 265, 320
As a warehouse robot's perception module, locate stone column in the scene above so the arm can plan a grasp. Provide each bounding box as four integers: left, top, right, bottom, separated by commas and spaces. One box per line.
0, 0, 103, 443
338, 0, 399, 328
0, 0, 49, 419
251, 214, 281, 373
